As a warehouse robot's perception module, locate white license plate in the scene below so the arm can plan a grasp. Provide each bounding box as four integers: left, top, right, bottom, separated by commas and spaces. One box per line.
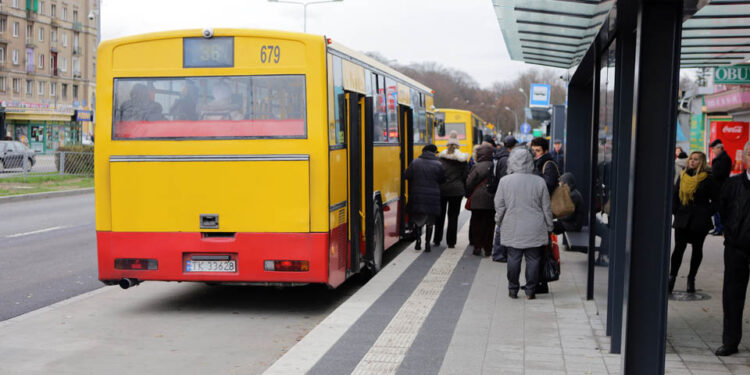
186, 260, 236, 272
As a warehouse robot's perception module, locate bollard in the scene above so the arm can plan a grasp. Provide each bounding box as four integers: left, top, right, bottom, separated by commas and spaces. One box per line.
59, 152, 66, 176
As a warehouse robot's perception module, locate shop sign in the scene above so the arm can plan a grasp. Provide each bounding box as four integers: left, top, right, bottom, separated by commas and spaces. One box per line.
689, 114, 705, 152
714, 64, 750, 84
76, 110, 93, 121
704, 88, 750, 113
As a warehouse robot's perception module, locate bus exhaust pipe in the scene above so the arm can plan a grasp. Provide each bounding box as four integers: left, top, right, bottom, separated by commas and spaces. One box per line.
119, 278, 140, 289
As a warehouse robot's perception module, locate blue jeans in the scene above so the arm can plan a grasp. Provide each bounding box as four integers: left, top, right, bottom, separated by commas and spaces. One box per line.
714, 213, 724, 233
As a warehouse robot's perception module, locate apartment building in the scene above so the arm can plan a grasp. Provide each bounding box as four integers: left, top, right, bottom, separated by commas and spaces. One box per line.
0, 0, 97, 152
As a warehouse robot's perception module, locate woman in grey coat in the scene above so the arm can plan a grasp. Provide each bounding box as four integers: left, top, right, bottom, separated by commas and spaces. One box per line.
495, 148, 554, 299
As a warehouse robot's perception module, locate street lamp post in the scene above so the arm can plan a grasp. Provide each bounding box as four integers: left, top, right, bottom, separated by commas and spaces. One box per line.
268, 0, 343, 33
518, 87, 528, 107
504, 106, 518, 136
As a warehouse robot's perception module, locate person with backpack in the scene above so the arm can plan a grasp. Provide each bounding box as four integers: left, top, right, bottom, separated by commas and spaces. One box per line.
465, 143, 496, 256
490, 136, 517, 262
434, 131, 469, 248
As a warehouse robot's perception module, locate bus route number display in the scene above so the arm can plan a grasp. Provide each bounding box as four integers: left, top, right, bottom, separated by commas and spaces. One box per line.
183, 37, 234, 68
260, 45, 280, 64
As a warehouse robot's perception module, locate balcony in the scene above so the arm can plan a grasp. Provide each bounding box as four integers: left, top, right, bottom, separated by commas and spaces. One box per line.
25, 38, 36, 48
72, 22, 82, 32
72, 47, 80, 55
0, 33, 9, 44
0, 4, 7, 15
50, 18, 60, 27
73, 71, 82, 79
26, 10, 38, 20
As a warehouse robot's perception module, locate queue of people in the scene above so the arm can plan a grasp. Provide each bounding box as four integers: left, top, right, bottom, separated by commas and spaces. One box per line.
405, 134, 577, 300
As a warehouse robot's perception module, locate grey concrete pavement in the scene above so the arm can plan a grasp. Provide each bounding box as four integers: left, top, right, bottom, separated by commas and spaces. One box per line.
0, 193, 99, 321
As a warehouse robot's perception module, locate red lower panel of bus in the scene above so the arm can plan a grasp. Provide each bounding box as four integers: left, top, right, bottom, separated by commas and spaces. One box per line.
97, 231, 331, 285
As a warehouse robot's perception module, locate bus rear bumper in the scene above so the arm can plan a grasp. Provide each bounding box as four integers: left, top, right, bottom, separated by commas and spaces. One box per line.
97, 231, 330, 285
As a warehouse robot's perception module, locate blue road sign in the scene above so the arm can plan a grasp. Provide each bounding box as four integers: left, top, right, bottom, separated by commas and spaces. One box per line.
521, 122, 531, 134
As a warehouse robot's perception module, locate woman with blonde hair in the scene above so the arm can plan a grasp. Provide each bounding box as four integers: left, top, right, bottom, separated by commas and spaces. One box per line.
669, 151, 719, 294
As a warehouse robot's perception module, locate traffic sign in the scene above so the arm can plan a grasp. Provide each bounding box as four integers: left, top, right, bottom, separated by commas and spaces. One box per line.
530, 83, 551, 107
521, 122, 531, 134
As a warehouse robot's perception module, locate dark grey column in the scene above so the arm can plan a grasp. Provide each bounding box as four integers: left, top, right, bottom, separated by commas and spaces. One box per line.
606, 0, 639, 354
622, 0, 683, 373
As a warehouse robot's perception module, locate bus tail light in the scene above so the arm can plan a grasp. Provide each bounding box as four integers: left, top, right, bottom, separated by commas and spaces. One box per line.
115, 258, 158, 270
264, 260, 309, 272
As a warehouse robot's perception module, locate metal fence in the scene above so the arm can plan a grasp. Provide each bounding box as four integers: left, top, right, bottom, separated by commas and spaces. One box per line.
0, 152, 94, 179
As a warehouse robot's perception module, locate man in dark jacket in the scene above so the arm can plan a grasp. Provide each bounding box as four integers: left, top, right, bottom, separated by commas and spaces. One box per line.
710, 139, 732, 235
530, 137, 561, 196
716, 141, 750, 357
491, 136, 517, 262
550, 139, 565, 172
405, 144, 446, 252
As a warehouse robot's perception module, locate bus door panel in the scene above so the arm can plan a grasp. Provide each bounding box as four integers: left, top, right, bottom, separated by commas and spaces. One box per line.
398, 105, 414, 237
346, 92, 363, 274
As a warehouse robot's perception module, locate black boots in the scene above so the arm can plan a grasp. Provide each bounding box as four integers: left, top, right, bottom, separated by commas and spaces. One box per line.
687, 277, 696, 294
668, 275, 676, 294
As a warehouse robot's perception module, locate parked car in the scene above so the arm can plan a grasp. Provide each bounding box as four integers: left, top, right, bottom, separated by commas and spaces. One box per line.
0, 141, 36, 172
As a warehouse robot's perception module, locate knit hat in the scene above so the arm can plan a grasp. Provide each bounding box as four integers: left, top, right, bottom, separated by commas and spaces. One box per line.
503, 135, 518, 148
446, 131, 460, 146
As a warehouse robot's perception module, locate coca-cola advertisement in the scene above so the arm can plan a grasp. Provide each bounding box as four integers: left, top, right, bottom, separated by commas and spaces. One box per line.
710, 121, 749, 175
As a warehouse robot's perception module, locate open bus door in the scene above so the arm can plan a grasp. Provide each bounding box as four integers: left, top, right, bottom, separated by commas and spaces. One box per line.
398, 104, 414, 238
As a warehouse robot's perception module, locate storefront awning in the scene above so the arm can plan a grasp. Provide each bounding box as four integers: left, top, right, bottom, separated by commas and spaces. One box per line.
493, 0, 750, 69
3, 108, 75, 122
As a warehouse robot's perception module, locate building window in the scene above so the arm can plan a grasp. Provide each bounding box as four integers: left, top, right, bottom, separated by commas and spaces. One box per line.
62, 83, 67, 98
0, 47, 4, 63
51, 4, 56, 17
50, 82, 56, 96
38, 27, 44, 42
62, 7, 67, 21
38, 54, 44, 69
60, 56, 66, 71
12, 49, 18, 65
38, 81, 44, 96
40, 1, 45, 15
0, 77, 5, 92
72, 84, 78, 98
73, 32, 79, 51
51, 29, 57, 43
12, 78, 19, 93
62, 32, 67, 47
0, 18, 6, 33
73, 10, 78, 23
13, 22, 19, 37
26, 79, 33, 96
72, 57, 79, 75
13, 0, 19, 8
26, 25, 32, 42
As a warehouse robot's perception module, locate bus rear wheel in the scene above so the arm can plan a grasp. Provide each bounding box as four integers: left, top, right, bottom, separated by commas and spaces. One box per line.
366, 202, 384, 278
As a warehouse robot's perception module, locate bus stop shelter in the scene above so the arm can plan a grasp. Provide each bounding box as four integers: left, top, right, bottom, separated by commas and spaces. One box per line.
493, 0, 750, 373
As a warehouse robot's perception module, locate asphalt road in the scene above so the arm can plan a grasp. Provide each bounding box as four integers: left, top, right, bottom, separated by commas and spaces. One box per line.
0, 193, 100, 321
0, 192, 412, 373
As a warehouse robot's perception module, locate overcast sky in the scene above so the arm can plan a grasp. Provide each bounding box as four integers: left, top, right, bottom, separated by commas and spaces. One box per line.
101, 0, 563, 88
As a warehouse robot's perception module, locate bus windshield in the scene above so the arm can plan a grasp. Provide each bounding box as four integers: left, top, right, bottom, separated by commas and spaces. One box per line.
112, 75, 306, 139
435, 122, 466, 140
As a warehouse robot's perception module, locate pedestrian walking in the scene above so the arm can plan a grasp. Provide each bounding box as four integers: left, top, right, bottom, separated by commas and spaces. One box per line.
405, 144, 446, 252
710, 139, 732, 235
495, 148, 554, 299
715, 141, 750, 357
491, 135, 517, 262
465, 143, 496, 256
434, 131, 469, 249
668, 151, 718, 294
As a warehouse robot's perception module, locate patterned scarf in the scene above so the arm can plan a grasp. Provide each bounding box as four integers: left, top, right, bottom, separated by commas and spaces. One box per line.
679, 170, 707, 206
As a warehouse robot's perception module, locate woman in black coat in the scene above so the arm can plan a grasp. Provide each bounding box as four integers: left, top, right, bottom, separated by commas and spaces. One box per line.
465, 144, 496, 256
669, 151, 719, 294
405, 144, 446, 252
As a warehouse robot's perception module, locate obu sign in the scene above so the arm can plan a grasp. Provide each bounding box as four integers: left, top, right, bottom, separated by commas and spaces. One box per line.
714, 64, 750, 84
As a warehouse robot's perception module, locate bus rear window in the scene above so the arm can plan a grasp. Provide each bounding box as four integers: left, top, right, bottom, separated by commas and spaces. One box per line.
435, 123, 466, 140
112, 75, 306, 139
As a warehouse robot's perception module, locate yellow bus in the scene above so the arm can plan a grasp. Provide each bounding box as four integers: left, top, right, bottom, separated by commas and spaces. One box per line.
95, 29, 435, 289
434, 108, 488, 154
